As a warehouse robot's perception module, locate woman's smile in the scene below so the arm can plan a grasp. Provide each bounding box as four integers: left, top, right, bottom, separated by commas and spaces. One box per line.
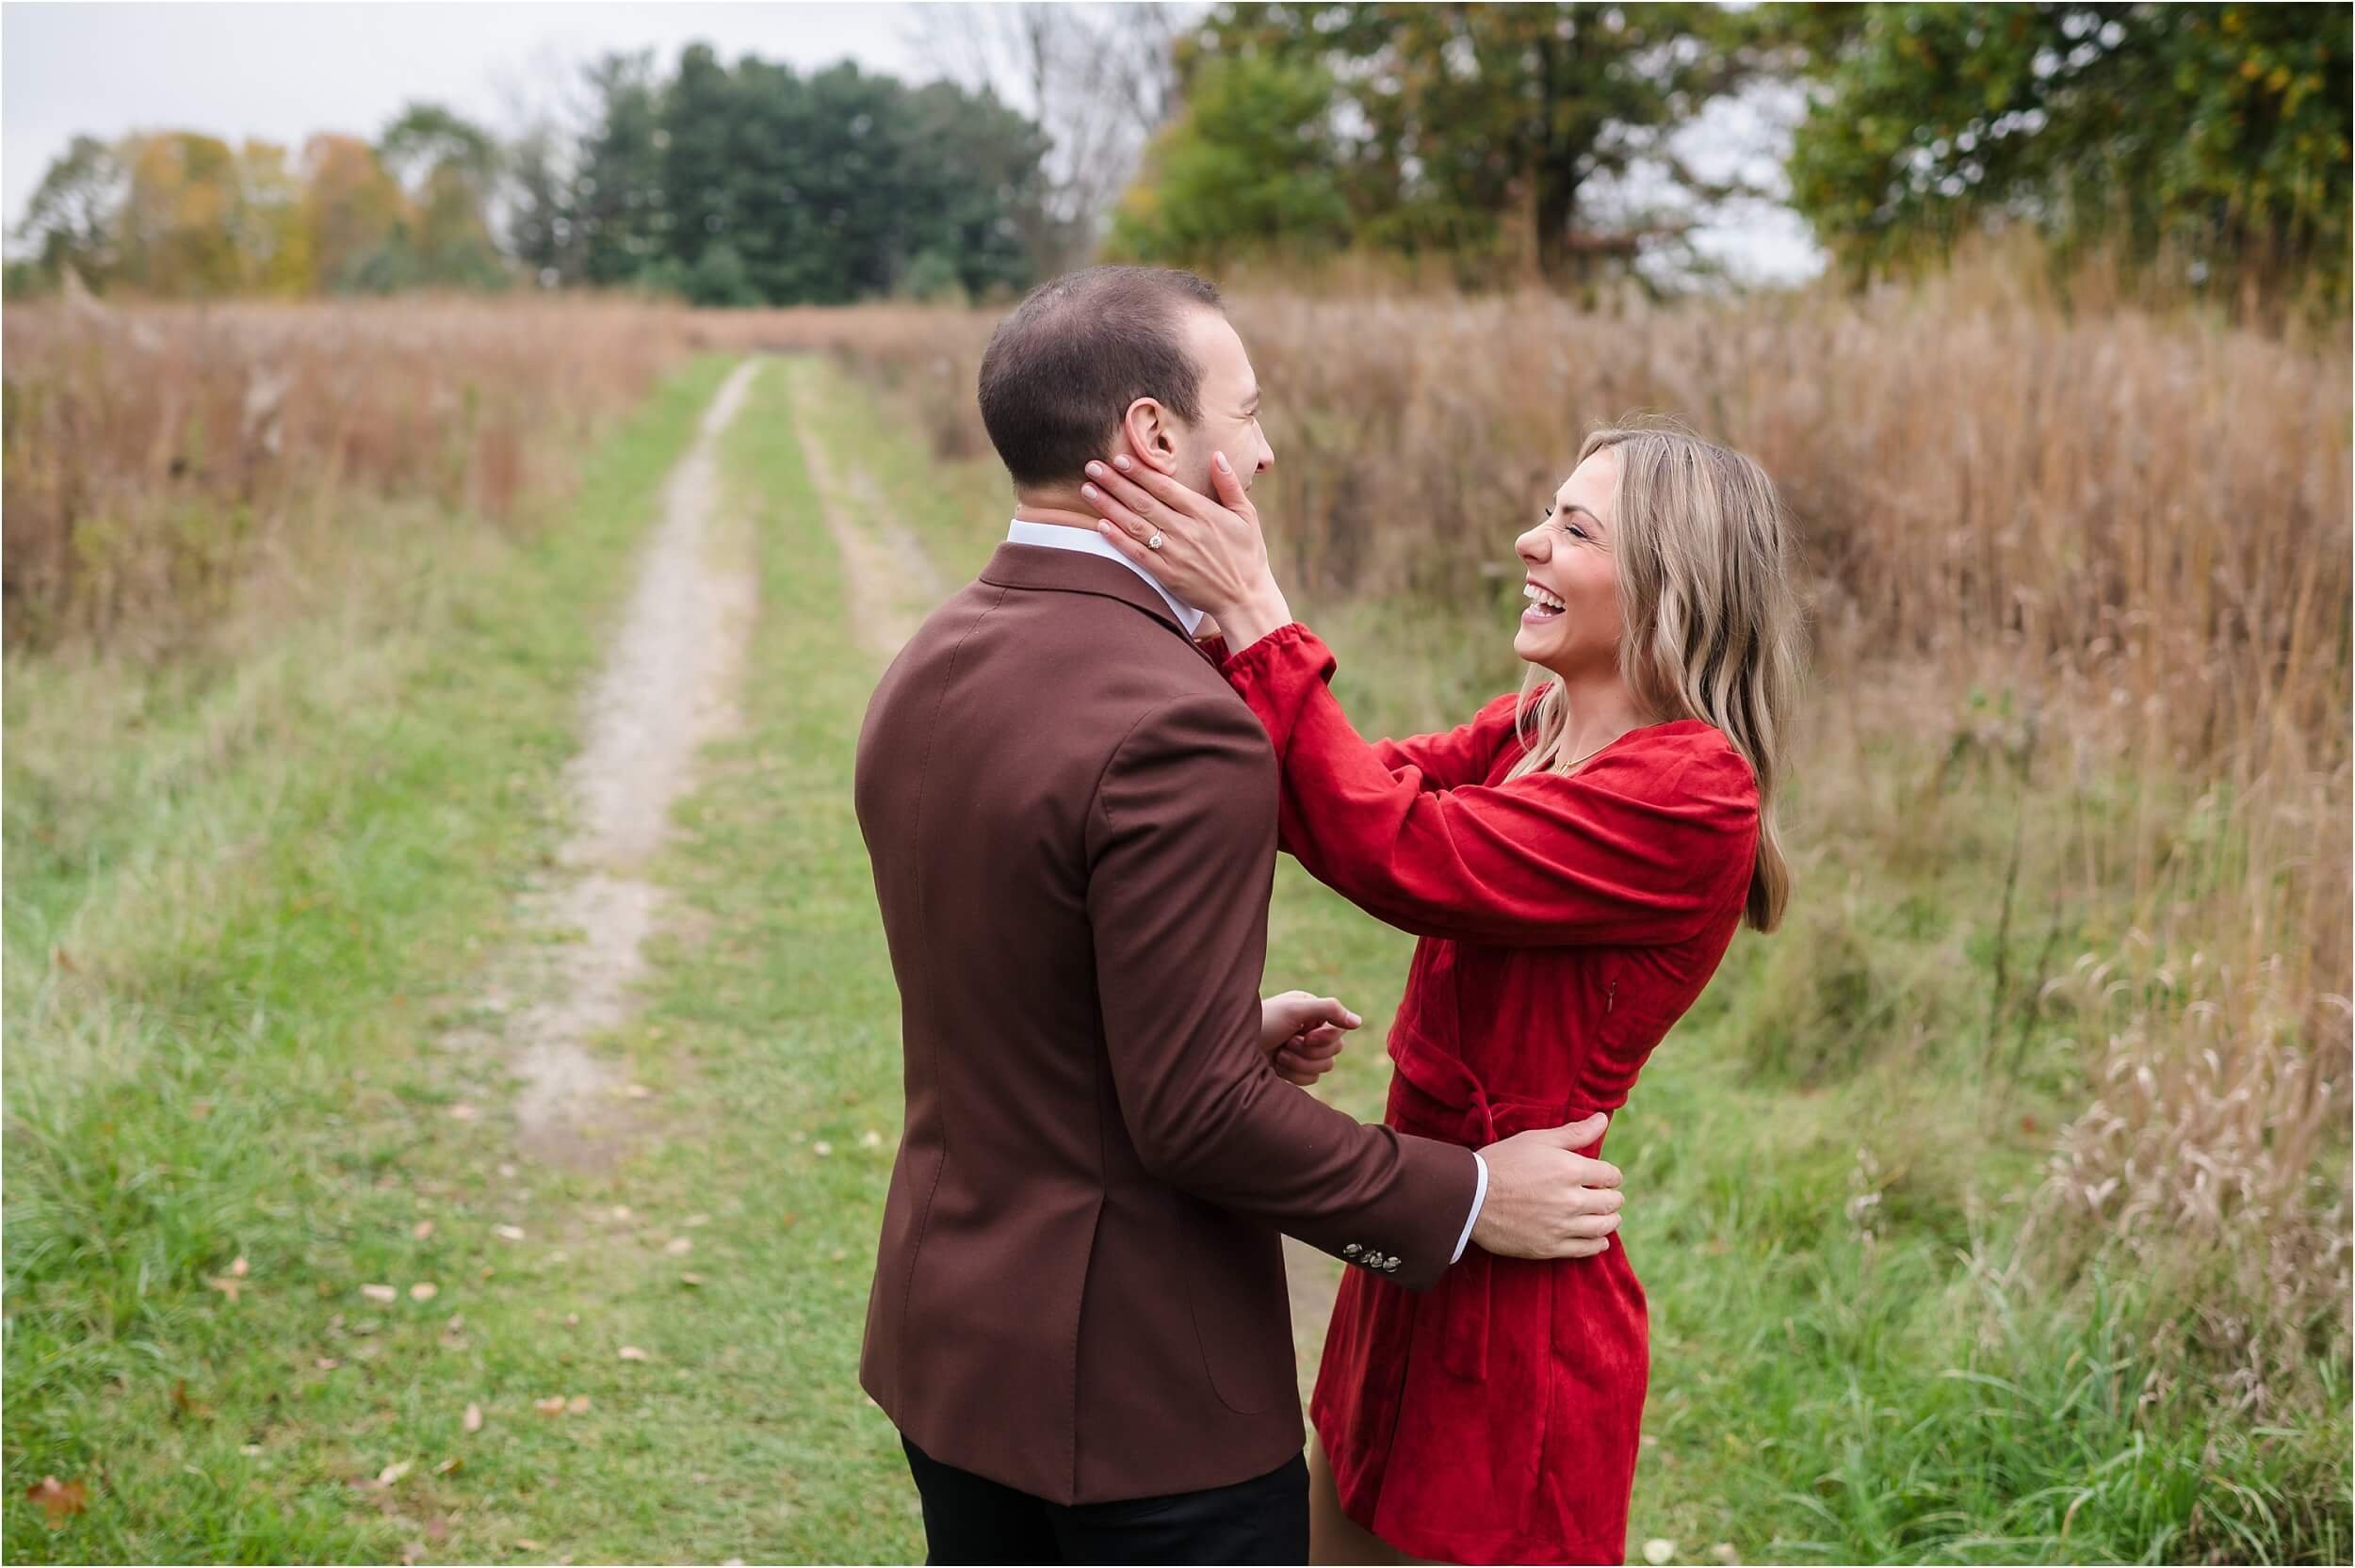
1521, 577, 1568, 622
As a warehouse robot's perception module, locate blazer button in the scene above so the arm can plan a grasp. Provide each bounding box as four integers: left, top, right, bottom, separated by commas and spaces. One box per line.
1383, 1256, 1401, 1272
1342, 1243, 1362, 1257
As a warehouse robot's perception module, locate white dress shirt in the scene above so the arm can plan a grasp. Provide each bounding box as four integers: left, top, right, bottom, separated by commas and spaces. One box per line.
1006, 519, 1490, 1266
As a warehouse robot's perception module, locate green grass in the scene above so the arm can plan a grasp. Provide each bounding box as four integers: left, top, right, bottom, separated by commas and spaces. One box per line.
8, 352, 2345, 1564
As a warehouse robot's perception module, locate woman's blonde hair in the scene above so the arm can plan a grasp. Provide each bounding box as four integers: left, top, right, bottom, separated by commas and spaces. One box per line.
1504, 422, 1805, 933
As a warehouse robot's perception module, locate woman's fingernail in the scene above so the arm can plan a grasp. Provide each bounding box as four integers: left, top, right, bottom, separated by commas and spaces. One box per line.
1085, 461, 1103, 477
1096, 523, 1113, 537
1081, 483, 1097, 498
1113, 455, 1131, 470
1214, 451, 1232, 473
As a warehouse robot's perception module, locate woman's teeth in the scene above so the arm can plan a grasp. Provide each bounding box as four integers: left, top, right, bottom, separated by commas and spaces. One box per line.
1522, 583, 1566, 620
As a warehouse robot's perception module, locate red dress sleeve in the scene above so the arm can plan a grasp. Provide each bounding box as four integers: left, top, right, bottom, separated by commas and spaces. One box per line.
1222, 623, 1759, 946
1370, 692, 1524, 794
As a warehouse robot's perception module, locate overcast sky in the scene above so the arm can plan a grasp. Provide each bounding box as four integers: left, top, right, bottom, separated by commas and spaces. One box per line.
3, 2, 1820, 283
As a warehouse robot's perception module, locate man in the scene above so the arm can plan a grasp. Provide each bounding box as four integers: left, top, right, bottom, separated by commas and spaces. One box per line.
853, 266, 1625, 1563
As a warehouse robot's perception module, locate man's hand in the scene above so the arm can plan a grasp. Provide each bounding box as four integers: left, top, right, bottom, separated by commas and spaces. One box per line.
1259, 990, 1359, 1088
1470, 1114, 1624, 1259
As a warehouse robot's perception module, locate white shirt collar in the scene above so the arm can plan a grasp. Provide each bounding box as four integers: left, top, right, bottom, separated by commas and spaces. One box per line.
1005, 519, 1206, 637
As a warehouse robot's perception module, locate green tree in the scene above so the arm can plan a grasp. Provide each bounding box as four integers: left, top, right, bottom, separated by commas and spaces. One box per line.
1781, 3, 2352, 311
11, 135, 124, 290
574, 51, 670, 289
1106, 55, 1353, 268
1180, 3, 1767, 281
380, 103, 509, 289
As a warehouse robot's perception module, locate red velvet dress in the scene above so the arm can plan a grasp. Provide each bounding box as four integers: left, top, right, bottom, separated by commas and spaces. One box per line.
1220, 624, 1761, 1566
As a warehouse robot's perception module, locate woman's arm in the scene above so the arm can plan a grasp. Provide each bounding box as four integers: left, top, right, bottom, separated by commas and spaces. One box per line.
1226, 624, 1758, 947
1369, 692, 1524, 793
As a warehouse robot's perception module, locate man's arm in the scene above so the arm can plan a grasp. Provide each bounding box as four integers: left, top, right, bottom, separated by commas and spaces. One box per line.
1088, 690, 1473, 1287
1088, 691, 1623, 1286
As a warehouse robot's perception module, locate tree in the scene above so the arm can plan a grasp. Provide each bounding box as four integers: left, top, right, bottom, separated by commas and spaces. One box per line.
300, 133, 411, 293
381, 103, 509, 288
915, 3, 1187, 271
1780, 3, 2352, 311
573, 51, 669, 288
114, 133, 248, 297
1180, 3, 1772, 282
12, 135, 125, 289
1106, 55, 1355, 268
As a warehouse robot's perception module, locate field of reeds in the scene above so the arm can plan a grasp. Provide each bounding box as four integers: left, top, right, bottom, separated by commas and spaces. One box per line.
3, 292, 690, 656
6, 275, 2349, 1560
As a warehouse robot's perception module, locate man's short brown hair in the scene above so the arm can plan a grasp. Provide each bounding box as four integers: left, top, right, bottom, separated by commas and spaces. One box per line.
977, 266, 1223, 490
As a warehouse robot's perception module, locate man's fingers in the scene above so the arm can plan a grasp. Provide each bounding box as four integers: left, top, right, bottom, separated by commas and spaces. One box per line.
1567, 1211, 1622, 1240
1569, 1156, 1624, 1190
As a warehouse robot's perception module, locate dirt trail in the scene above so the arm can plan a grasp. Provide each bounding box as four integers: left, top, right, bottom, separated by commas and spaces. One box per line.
491, 359, 761, 1166
787, 369, 945, 660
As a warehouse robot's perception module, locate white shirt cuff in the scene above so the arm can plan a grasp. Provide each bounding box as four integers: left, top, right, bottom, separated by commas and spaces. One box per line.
1451, 1152, 1488, 1264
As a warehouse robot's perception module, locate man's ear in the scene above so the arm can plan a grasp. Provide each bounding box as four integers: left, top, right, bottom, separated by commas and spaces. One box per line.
1117, 397, 1181, 476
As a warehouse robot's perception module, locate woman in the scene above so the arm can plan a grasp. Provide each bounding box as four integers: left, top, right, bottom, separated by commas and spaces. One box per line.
1076, 425, 1805, 1565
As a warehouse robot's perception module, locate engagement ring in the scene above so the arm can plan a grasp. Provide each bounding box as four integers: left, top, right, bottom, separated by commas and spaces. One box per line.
1146, 533, 1163, 551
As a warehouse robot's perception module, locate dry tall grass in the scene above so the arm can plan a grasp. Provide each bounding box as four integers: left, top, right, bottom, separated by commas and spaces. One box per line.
4, 292, 690, 655
720, 283, 2353, 1400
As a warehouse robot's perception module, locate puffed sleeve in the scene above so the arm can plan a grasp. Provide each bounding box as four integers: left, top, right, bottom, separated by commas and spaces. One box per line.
1223, 624, 1758, 946
1370, 691, 1525, 793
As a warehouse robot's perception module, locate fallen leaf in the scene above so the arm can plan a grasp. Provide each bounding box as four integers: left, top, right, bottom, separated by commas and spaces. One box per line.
413, 1220, 436, 1240
812, 1140, 834, 1157
859, 1130, 884, 1149
206, 1276, 243, 1303
409, 1282, 439, 1301
240, 1444, 263, 1457
664, 1237, 693, 1256
564, 1313, 580, 1327
623, 1083, 654, 1099
361, 1284, 398, 1303
25, 1476, 88, 1527
513, 1540, 543, 1552
230, 1255, 250, 1277
618, 1345, 650, 1362
679, 1272, 706, 1287
494, 1224, 526, 1242
566, 1394, 591, 1414
1644, 1540, 1677, 1566
435, 1456, 463, 1476
1710, 1546, 1741, 1565
533, 1396, 567, 1417
170, 1380, 212, 1419
317, 1358, 342, 1371
609, 1205, 632, 1221
497, 1162, 519, 1178
447, 1104, 479, 1122
463, 1402, 483, 1433
377, 1460, 414, 1488
684, 1213, 711, 1228
51, 946, 77, 974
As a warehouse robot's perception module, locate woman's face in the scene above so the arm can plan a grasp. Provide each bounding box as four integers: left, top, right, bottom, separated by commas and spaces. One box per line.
1512, 448, 1622, 678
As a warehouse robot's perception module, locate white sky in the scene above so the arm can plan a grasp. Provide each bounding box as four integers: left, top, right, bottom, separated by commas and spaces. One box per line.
2, 1, 1822, 283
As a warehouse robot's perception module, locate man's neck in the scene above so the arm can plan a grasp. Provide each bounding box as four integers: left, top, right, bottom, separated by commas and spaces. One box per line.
1012, 493, 1099, 533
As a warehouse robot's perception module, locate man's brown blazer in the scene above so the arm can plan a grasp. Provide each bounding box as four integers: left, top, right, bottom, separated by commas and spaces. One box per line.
853, 541, 1478, 1505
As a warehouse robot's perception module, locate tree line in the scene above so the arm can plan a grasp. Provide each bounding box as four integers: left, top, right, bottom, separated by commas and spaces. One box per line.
9, 47, 1052, 306
12, 4, 2348, 313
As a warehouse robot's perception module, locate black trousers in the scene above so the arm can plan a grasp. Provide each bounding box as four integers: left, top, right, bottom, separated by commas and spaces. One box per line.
901, 1434, 1308, 1565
